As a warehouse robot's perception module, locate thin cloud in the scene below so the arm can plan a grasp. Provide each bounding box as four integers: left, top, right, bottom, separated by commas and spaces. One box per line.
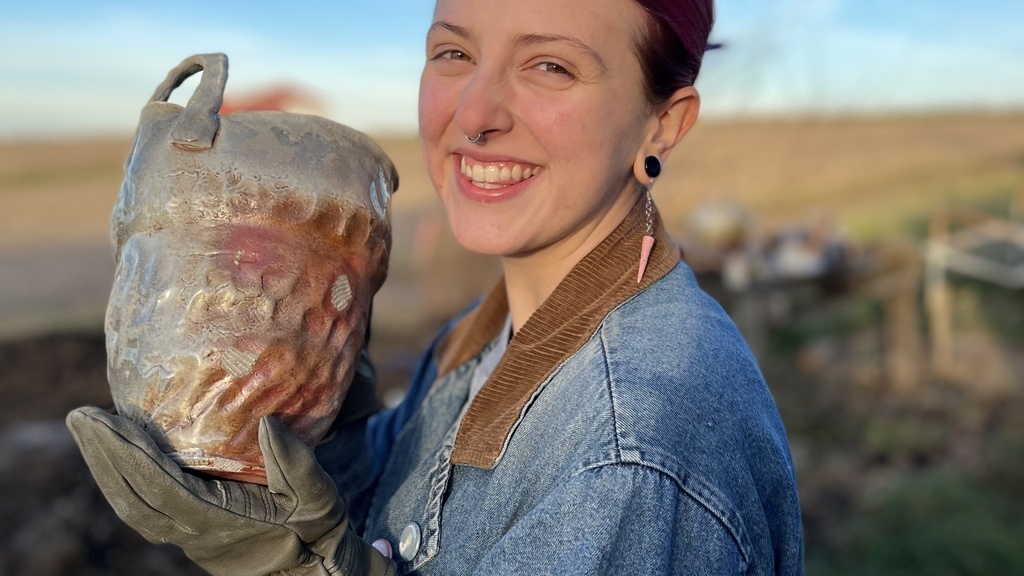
2, 0, 1022, 137
0, 13, 424, 137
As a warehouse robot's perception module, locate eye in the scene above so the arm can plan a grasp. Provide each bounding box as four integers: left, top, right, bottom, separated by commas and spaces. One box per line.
427, 46, 474, 76
534, 61, 574, 78
434, 49, 472, 62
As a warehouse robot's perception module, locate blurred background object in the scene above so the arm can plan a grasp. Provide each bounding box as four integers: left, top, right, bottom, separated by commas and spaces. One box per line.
218, 84, 326, 115
2, 1, 1024, 574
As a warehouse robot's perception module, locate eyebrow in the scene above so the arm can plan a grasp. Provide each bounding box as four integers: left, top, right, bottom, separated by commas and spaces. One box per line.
428, 21, 607, 72
428, 21, 477, 43
513, 33, 607, 72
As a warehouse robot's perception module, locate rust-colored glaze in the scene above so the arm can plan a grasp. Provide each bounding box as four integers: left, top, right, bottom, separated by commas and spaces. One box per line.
117, 201, 388, 484
106, 54, 395, 484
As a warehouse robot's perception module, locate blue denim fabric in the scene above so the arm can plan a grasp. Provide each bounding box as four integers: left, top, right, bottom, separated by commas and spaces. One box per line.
318, 262, 803, 575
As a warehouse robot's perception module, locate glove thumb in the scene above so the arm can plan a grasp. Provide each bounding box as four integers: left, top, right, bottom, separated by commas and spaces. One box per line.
259, 416, 344, 542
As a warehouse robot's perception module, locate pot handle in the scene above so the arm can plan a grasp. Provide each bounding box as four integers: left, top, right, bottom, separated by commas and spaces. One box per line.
148, 53, 228, 151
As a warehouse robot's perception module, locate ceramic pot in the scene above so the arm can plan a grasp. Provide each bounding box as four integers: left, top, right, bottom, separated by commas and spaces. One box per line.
106, 53, 396, 484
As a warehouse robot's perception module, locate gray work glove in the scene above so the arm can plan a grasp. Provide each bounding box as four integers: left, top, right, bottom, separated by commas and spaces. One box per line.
66, 406, 397, 576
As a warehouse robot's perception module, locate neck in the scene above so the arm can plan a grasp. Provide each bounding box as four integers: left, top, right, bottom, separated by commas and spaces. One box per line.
441, 191, 679, 468
501, 190, 641, 333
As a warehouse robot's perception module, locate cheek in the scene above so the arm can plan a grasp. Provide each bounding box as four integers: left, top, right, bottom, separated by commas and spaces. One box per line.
418, 73, 456, 144
525, 98, 613, 187
418, 74, 460, 187
518, 93, 574, 140
556, 95, 643, 173
519, 89, 624, 163
520, 101, 589, 183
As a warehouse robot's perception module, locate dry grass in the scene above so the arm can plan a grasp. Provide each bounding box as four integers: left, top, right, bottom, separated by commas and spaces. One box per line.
662, 113, 1024, 239
8, 112, 1024, 249
5, 113, 1023, 248
2, 113, 1023, 333
0, 140, 128, 249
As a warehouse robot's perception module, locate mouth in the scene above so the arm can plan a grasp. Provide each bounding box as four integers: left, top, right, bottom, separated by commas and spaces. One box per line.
459, 155, 542, 190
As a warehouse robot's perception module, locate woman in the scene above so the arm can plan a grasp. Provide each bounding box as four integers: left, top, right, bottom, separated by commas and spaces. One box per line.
68, 0, 803, 574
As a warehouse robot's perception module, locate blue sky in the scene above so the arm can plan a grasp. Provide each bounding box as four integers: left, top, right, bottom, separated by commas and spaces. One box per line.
2, 0, 1022, 138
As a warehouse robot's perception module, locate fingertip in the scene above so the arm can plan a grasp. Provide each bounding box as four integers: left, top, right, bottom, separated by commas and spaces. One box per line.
67, 405, 99, 424
66, 406, 104, 443
65, 407, 85, 430
259, 414, 286, 437
257, 415, 285, 460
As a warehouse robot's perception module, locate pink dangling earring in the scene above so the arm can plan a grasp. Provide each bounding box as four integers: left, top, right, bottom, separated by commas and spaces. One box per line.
637, 156, 660, 283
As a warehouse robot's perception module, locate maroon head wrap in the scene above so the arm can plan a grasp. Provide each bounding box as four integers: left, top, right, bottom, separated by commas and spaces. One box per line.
635, 0, 714, 61
632, 0, 715, 97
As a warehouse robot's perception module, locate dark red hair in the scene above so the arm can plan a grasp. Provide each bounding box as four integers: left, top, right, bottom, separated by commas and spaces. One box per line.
632, 0, 714, 104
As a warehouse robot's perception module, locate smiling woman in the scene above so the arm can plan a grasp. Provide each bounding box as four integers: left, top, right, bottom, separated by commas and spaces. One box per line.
419, 0, 668, 316
68, 0, 803, 574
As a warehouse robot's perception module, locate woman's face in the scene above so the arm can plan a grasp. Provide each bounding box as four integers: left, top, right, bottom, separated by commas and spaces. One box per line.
419, 0, 657, 259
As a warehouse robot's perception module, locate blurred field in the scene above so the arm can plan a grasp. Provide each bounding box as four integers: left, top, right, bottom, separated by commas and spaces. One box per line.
667, 113, 1024, 240
2, 113, 1024, 575
5, 113, 1024, 336
7, 113, 1024, 244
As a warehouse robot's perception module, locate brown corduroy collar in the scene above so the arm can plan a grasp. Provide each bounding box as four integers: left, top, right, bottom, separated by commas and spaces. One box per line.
437, 197, 680, 469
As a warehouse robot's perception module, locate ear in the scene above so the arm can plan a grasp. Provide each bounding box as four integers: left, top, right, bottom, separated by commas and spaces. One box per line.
632, 86, 700, 185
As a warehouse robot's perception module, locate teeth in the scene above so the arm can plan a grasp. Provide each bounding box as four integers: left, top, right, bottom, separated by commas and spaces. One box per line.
461, 157, 540, 185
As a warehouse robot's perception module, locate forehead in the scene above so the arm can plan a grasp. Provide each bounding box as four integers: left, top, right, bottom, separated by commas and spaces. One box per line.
430, 0, 646, 52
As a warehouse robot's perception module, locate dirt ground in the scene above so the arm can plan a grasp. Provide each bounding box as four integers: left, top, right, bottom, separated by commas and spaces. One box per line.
2, 113, 1023, 574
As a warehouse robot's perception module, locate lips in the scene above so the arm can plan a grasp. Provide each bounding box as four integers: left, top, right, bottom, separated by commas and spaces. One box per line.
460, 155, 542, 189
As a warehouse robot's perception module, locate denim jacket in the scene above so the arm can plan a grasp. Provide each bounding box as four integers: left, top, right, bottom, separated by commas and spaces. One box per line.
317, 201, 803, 575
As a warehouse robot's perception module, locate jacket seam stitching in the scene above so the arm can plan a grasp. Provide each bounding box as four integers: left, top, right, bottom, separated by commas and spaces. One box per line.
599, 324, 623, 462
571, 460, 752, 571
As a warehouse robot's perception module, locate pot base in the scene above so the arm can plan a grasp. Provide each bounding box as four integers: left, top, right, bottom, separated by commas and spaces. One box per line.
167, 451, 268, 486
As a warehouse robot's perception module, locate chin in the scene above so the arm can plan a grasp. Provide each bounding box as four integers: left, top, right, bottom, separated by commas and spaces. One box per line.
438, 195, 505, 256
449, 223, 512, 256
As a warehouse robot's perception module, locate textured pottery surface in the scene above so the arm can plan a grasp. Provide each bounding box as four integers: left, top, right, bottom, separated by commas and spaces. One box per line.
106, 53, 396, 484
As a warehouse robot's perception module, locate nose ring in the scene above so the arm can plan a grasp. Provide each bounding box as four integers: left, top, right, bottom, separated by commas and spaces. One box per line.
466, 133, 484, 144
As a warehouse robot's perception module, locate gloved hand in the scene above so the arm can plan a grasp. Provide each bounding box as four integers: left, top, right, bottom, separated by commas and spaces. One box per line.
66, 406, 397, 576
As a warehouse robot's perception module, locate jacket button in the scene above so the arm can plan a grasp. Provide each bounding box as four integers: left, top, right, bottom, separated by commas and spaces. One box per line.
399, 522, 422, 561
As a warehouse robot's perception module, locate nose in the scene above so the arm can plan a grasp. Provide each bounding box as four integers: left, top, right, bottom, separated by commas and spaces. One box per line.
454, 68, 513, 141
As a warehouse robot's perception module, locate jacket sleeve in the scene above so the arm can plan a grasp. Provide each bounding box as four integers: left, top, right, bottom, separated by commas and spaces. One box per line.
470, 463, 746, 575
